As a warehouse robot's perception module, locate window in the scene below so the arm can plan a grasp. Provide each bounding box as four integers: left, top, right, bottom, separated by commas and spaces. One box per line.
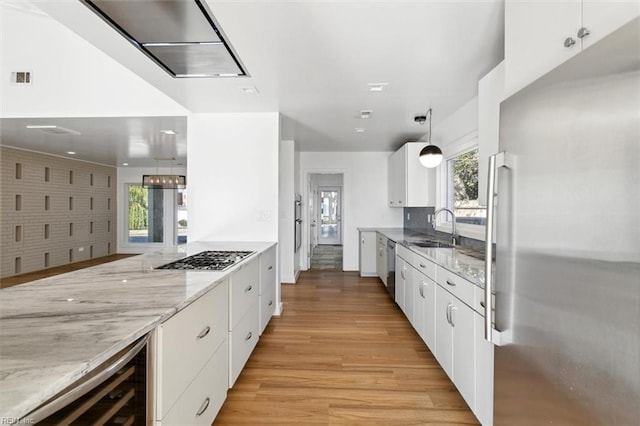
127, 184, 164, 243
177, 187, 188, 244
445, 148, 486, 227
126, 183, 187, 247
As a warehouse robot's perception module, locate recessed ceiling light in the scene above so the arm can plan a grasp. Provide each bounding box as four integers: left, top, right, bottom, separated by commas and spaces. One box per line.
122, 163, 129, 166
66, 151, 76, 155
160, 130, 177, 135
26, 125, 81, 135
368, 83, 388, 92
240, 86, 259, 94
360, 110, 373, 119
219, 73, 239, 77
355, 128, 366, 133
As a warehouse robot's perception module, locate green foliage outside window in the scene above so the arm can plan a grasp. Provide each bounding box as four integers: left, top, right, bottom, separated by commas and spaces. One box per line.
453, 150, 479, 204
129, 186, 148, 230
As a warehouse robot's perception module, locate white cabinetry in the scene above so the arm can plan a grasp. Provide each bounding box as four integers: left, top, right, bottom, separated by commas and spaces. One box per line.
505, 0, 640, 96
376, 233, 388, 286
359, 230, 377, 277
478, 61, 505, 206
414, 269, 436, 351
435, 283, 476, 417
394, 242, 494, 425
395, 254, 409, 312
229, 257, 260, 387
156, 280, 229, 424
259, 245, 277, 335
388, 142, 436, 207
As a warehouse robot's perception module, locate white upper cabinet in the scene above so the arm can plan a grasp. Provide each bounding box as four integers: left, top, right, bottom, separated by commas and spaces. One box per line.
505, 0, 640, 96
478, 61, 505, 207
388, 142, 436, 208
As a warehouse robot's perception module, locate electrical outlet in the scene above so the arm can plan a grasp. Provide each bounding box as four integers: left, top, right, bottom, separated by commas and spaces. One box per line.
407, 213, 411, 220
427, 214, 432, 223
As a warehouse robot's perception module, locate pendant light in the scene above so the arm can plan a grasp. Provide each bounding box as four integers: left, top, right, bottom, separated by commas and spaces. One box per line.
142, 158, 186, 189
417, 109, 443, 168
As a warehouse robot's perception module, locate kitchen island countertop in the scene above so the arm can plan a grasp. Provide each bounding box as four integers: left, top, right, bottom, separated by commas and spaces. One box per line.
358, 227, 487, 287
0, 241, 275, 421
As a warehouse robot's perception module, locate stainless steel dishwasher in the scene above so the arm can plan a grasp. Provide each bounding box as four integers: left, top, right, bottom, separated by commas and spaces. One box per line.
386, 240, 396, 301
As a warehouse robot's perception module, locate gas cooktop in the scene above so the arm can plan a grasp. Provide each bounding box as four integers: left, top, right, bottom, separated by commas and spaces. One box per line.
155, 250, 254, 271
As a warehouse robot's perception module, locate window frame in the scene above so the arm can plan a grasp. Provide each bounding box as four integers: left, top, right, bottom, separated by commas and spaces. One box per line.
123, 183, 180, 249
435, 130, 486, 241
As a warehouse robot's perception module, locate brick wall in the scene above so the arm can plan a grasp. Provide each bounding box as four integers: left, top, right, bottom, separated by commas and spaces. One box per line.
1, 147, 117, 278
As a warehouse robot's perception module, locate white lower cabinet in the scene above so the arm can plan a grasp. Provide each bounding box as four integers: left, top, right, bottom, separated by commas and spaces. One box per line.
395, 242, 493, 425
155, 279, 229, 423
259, 245, 277, 335
395, 254, 408, 310
435, 284, 476, 412
415, 271, 436, 351
229, 303, 260, 386
229, 257, 261, 387
359, 230, 377, 277
161, 341, 229, 426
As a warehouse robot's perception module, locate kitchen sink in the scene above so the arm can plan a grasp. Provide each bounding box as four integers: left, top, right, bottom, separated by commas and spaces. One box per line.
410, 240, 453, 248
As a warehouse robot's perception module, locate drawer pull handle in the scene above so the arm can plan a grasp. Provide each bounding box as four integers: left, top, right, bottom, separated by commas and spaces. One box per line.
245, 332, 253, 341
196, 326, 211, 340
268, 300, 273, 306
480, 301, 486, 308
446, 280, 456, 287
196, 397, 210, 417
268, 265, 273, 270
245, 285, 253, 292
419, 263, 426, 268
419, 282, 425, 298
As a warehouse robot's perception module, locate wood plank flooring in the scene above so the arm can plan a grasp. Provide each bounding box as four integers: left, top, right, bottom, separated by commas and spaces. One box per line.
214, 270, 479, 425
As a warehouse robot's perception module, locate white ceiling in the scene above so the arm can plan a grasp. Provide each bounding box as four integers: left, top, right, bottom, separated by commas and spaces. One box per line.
1, 0, 504, 165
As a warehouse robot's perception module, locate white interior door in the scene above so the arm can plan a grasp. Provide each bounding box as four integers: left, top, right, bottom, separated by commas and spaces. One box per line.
317, 186, 341, 245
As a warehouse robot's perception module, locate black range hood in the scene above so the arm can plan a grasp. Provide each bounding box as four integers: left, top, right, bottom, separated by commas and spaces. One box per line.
82, 0, 248, 78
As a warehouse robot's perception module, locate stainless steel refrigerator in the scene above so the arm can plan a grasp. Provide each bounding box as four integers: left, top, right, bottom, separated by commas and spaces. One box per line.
484, 18, 640, 425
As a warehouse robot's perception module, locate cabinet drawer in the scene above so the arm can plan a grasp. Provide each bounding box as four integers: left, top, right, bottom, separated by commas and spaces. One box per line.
396, 244, 414, 264
436, 266, 474, 308
229, 304, 259, 387
159, 280, 228, 417
260, 246, 276, 295
230, 259, 260, 329
413, 254, 436, 281
259, 280, 276, 335
161, 340, 228, 426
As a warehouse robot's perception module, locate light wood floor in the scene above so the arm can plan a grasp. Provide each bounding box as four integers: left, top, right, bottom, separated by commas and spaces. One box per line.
0, 254, 138, 288
214, 270, 479, 425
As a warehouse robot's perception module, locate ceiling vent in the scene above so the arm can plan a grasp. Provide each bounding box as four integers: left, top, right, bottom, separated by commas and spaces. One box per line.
11, 71, 32, 85
82, 0, 248, 78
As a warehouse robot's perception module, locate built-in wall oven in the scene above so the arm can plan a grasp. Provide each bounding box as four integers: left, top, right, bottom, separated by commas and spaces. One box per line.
294, 195, 302, 252
24, 334, 150, 425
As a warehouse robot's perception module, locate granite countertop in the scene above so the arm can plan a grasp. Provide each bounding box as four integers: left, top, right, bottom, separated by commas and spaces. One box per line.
0, 241, 275, 420
358, 227, 487, 287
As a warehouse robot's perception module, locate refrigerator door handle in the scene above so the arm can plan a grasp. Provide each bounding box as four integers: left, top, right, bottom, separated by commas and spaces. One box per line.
484, 152, 512, 345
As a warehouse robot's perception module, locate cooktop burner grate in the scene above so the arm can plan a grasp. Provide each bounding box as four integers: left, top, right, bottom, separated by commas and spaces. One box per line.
155, 250, 254, 271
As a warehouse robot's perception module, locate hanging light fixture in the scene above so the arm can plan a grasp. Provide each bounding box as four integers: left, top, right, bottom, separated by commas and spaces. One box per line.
142, 158, 186, 189
416, 109, 443, 168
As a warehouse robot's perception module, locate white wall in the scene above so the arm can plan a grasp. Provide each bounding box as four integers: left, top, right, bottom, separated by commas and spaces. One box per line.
116, 166, 187, 253
300, 152, 403, 271
0, 4, 187, 118
279, 140, 296, 283
432, 96, 479, 149
187, 113, 279, 242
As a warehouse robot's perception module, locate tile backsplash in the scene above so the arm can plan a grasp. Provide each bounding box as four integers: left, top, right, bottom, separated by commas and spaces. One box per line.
403, 207, 486, 251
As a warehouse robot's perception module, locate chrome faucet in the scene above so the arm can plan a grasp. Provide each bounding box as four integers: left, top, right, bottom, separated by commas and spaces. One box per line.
432, 208, 458, 246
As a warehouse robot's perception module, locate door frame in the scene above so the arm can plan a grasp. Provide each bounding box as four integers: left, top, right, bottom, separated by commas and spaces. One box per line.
302, 170, 347, 270
317, 185, 342, 245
